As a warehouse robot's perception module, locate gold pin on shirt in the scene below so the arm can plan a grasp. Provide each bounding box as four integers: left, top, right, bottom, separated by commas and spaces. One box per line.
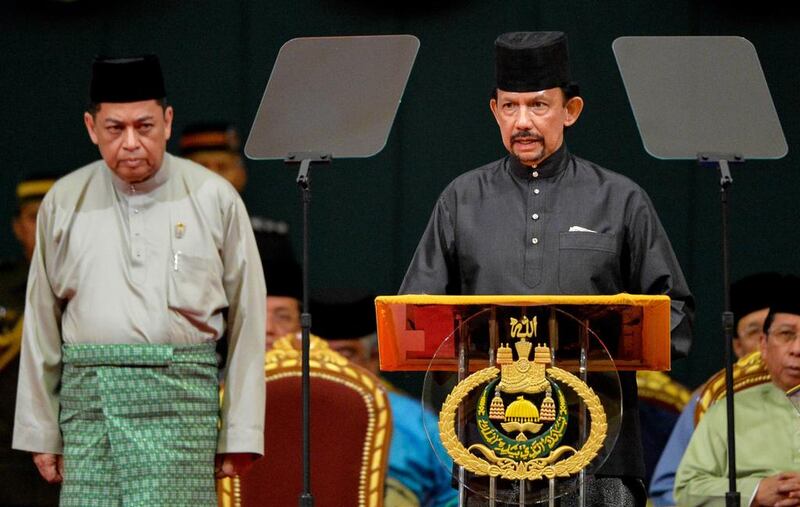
175, 222, 185, 239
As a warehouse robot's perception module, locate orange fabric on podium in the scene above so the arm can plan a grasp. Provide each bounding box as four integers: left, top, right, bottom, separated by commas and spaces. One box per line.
375, 293, 671, 372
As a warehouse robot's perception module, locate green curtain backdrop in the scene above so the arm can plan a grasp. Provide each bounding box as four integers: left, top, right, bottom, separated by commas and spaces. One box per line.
2, 0, 798, 388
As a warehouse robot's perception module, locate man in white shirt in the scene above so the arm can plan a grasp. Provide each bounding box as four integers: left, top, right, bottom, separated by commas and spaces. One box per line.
13, 54, 266, 506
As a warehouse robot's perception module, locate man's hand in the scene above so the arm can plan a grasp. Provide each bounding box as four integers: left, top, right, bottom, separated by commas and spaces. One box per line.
754, 472, 800, 506
32, 452, 63, 484
214, 453, 260, 479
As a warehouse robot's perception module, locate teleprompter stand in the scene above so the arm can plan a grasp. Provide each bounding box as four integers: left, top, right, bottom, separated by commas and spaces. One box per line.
614, 36, 787, 507
245, 35, 419, 506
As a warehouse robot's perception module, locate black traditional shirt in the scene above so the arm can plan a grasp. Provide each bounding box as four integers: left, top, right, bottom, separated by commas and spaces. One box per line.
400, 144, 694, 478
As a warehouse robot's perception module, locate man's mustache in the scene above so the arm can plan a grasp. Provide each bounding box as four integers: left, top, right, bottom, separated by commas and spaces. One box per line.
511, 131, 543, 142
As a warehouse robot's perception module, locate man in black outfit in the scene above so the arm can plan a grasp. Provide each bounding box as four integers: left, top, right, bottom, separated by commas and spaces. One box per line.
400, 31, 694, 506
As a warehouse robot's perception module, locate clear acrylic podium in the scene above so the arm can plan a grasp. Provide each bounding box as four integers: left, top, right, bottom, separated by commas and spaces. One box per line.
376, 294, 671, 506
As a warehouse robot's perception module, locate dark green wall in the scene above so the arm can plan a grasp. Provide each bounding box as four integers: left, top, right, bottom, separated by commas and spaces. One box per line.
2, 0, 798, 388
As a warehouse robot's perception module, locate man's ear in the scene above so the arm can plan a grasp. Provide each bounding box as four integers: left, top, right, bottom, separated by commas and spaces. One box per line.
163, 106, 174, 141
732, 337, 743, 359
563, 96, 584, 127
11, 216, 23, 243
489, 98, 501, 126
84, 112, 99, 146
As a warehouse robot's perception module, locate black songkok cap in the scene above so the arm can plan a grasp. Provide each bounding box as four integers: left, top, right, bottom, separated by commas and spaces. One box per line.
731, 272, 783, 330
89, 54, 166, 103
180, 122, 241, 155
764, 274, 800, 332
310, 290, 376, 341
263, 257, 302, 302
495, 31, 572, 93
257, 231, 302, 302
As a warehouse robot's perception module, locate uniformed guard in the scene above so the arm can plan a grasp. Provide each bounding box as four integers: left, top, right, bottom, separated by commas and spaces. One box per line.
1, 174, 60, 506
180, 121, 296, 278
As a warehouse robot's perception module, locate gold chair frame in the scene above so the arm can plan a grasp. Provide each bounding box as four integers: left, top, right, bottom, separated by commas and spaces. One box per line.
218, 335, 392, 507
694, 350, 770, 426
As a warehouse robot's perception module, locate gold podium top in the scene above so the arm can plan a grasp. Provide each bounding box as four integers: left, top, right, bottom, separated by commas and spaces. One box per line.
375, 293, 671, 372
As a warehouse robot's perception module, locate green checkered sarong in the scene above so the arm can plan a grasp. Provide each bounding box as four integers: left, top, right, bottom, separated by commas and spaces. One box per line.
59, 343, 219, 507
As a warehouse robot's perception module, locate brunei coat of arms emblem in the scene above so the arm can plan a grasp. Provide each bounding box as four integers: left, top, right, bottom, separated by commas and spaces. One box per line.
438, 316, 607, 481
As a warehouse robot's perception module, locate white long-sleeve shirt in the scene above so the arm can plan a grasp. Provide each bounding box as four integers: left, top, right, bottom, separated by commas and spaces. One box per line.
13, 154, 266, 455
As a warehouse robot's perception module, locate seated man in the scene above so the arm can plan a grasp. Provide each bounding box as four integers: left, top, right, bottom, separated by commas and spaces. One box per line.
674, 296, 800, 507
649, 272, 787, 506
264, 266, 302, 350
310, 290, 459, 507
258, 242, 302, 350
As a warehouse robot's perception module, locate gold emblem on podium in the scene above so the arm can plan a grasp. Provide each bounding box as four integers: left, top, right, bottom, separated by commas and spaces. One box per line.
439, 316, 607, 481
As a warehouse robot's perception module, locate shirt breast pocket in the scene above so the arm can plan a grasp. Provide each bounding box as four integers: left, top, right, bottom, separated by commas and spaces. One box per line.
558, 232, 621, 294
167, 252, 225, 318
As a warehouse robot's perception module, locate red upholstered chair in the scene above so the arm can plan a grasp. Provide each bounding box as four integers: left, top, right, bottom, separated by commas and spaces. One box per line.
218, 335, 392, 507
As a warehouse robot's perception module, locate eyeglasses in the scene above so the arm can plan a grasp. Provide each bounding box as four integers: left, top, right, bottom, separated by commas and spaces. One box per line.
768, 327, 800, 345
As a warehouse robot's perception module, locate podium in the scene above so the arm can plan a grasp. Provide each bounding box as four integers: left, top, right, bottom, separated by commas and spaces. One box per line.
376, 294, 671, 506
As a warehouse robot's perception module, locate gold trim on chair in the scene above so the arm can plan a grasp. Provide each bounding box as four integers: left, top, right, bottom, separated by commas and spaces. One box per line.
0, 315, 23, 372
694, 350, 770, 426
636, 370, 692, 413
218, 334, 392, 507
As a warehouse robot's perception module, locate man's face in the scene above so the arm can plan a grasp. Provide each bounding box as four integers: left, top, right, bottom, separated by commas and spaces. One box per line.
84, 100, 173, 184
186, 150, 247, 193
266, 296, 301, 349
733, 308, 769, 358
326, 337, 379, 374
12, 200, 41, 262
761, 312, 800, 391
490, 88, 583, 167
